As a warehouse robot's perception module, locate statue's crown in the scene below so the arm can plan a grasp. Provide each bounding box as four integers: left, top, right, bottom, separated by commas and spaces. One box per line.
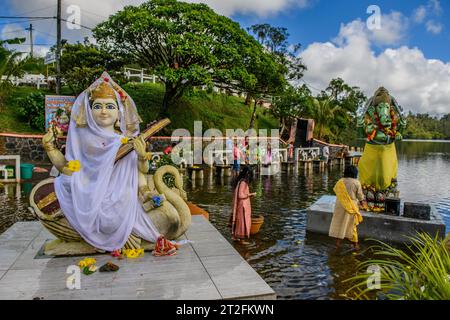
90, 79, 116, 100
373, 87, 391, 106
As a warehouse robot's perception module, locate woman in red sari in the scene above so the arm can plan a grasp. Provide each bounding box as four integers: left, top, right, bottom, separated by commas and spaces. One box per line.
230, 167, 256, 241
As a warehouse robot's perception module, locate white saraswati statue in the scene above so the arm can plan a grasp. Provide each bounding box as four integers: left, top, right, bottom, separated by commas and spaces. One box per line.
29, 72, 191, 256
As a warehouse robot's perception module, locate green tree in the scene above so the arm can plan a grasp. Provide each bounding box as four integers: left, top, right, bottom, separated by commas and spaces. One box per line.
271, 84, 312, 138
309, 97, 341, 140
316, 78, 366, 143
246, 51, 287, 129
404, 112, 448, 140
60, 39, 125, 94
94, 0, 278, 117
246, 23, 306, 128
16, 92, 46, 130
0, 38, 31, 111
247, 23, 306, 82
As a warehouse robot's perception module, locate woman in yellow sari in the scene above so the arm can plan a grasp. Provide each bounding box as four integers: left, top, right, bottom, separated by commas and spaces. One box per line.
329, 166, 367, 250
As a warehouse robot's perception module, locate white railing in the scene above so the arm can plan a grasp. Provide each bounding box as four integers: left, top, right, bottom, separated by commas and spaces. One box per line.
1, 74, 56, 89
295, 148, 320, 161
124, 67, 156, 84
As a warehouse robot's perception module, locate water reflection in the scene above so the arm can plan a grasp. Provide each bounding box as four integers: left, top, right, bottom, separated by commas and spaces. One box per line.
0, 141, 449, 299
185, 141, 450, 299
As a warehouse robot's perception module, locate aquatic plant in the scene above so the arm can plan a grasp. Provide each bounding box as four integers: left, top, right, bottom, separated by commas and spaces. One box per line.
345, 232, 450, 300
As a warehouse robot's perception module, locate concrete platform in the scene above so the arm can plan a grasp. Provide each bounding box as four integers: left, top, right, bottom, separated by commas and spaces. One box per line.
306, 195, 446, 244
0, 216, 275, 300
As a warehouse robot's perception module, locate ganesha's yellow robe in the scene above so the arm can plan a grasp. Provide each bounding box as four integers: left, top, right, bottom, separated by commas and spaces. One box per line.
358, 143, 398, 190
329, 178, 364, 243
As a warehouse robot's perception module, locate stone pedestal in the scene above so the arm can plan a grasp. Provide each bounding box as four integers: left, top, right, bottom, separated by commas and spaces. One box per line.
306, 195, 446, 244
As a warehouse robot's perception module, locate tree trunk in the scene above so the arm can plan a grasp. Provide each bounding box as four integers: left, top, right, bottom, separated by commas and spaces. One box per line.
160, 91, 171, 118
288, 118, 298, 143
279, 118, 287, 139
248, 99, 258, 129
161, 83, 176, 118
245, 93, 252, 106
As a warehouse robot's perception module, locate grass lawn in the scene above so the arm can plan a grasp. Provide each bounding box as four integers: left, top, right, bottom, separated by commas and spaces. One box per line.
1, 83, 279, 135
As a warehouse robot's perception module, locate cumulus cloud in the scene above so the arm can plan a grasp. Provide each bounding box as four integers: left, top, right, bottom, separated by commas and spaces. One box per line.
3, 0, 313, 56
333, 12, 409, 47
300, 19, 450, 115
412, 0, 444, 35
429, 0, 443, 15
371, 12, 409, 46
187, 0, 311, 17
426, 20, 443, 34
413, 6, 427, 23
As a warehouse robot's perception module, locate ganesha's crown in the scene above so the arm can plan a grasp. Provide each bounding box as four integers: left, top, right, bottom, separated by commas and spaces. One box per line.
90, 80, 116, 101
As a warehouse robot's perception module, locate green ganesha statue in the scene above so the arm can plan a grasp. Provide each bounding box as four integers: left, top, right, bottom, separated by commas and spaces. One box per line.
357, 87, 407, 212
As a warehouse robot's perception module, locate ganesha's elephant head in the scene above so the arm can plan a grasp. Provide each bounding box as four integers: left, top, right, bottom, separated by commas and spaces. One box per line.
358, 87, 407, 145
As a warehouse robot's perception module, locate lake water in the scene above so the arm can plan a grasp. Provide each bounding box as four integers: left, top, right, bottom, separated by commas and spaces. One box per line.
0, 140, 449, 299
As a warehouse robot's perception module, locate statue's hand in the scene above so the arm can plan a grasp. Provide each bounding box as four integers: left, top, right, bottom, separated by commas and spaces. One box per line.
42, 129, 56, 144
395, 132, 403, 141
133, 136, 147, 158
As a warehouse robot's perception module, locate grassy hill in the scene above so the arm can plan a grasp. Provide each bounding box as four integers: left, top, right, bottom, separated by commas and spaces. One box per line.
0, 83, 278, 135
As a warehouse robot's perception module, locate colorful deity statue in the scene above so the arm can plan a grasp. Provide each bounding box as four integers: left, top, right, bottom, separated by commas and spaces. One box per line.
357, 87, 407, 212
29, 72, 191, 256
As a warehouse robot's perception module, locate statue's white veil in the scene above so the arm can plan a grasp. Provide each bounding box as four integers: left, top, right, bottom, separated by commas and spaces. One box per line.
54, 72, 160, 251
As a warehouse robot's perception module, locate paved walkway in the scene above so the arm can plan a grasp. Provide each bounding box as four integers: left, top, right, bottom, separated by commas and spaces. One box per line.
0, 216, 275, 300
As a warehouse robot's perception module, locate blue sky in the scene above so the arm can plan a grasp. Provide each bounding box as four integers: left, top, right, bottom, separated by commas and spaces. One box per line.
232, 0, 450, 62
1, 0, 449, 114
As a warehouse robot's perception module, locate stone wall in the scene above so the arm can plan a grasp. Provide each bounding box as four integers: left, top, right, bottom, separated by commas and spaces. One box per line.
0, 134, 47, 161
0, 134, 294, 162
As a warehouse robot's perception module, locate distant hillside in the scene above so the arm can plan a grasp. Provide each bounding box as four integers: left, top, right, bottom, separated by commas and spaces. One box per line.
0, 83, 279, 135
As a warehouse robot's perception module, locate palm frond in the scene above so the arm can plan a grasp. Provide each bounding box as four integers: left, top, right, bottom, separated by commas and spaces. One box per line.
345, 233, 450, 300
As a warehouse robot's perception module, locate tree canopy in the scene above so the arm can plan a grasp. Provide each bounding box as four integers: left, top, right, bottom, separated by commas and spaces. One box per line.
60, 39, 125, 94
247, 23, 306, 82
94, 0, 285, 117
0, 38, 32, 110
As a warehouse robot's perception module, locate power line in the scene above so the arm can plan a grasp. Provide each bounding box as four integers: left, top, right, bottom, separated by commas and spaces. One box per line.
0, 18, 54, 26
12, 43, 54, 46
300, 79, 323, 92
15, 4, 57, 17
80, 8, 108, 20
34, 29, 56, 38
0, 16, 55, 19
0, 29, 26, 35
60, 18, 93, 30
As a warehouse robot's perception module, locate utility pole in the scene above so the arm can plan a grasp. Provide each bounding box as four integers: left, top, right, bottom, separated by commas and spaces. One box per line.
56, 0, 62, 94
25, 24, 34, 58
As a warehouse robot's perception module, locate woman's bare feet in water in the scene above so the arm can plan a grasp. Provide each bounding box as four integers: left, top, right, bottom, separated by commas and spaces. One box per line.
232, 237, 250, 245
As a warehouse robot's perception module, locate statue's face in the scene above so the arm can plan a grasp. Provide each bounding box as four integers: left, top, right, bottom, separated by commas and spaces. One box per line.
375, 102, 392, 128
91, 98, 118, 129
